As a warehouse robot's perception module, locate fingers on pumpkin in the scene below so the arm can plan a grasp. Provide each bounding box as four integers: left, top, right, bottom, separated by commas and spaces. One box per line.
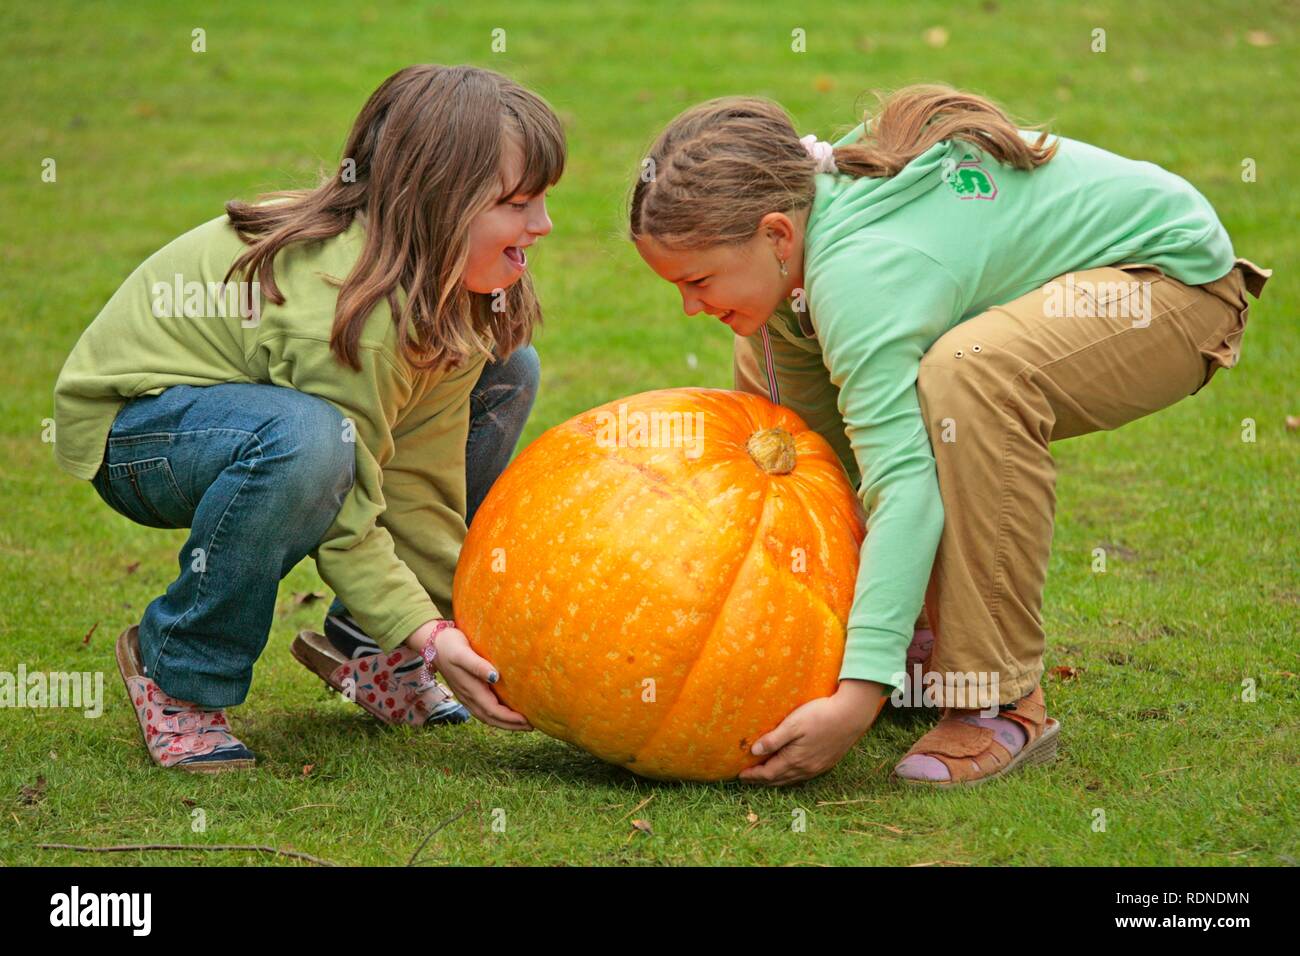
751, 752, 814, 786
461, 662, 527, 725
465, 687, 532, 731
752, 722, 798, 756
740, 756, 793, 785
463, 652, 499, 686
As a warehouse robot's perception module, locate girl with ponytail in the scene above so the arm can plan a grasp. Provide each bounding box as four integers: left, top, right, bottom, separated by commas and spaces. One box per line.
630, 84, 1269, 788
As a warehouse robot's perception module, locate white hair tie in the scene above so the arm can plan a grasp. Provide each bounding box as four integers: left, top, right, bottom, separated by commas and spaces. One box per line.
800, 133, 837, 174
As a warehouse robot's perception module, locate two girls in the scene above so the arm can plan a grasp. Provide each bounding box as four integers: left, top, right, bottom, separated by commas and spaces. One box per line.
60, 67, 1268, 788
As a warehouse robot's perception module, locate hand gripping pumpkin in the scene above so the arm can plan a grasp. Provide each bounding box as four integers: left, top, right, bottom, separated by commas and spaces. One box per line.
452, 387, 865, 781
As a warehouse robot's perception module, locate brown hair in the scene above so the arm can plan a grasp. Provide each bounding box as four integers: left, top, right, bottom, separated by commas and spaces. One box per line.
629, 83, 1056, 249
224, 64, 566, 373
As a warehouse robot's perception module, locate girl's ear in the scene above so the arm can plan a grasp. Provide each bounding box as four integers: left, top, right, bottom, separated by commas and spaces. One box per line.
759, 211, 795, 247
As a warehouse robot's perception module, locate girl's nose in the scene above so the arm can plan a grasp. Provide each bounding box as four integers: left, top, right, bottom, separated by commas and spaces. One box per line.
529, 203, 553, 237
680, 291, 703, 316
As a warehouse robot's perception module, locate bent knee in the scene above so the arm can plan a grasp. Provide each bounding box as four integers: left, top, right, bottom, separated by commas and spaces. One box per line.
920, 320, 1022, 394
261, 391, 355, 502
477, 343, 541, 416
503, 343, 541, 402
917, 334, 1018, 440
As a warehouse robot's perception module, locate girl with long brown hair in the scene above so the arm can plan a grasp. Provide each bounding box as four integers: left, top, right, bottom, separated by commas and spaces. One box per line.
53, 64, 565, 771
630, 84, 1269, 788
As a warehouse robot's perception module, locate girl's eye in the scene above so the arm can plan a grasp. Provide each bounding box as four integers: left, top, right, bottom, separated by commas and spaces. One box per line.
509, 201, 529, 210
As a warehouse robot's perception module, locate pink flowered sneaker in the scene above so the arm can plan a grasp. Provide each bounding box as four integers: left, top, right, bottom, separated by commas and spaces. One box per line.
907, 626, 935, 670
291, 628, 470, 727
115, 625, 256, 772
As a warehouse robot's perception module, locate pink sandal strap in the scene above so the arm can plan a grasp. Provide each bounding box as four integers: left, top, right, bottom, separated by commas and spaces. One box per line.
126, 675, 246, 767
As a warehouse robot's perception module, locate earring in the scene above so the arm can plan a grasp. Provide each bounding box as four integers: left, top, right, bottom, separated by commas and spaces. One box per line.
778, 257, 788, 278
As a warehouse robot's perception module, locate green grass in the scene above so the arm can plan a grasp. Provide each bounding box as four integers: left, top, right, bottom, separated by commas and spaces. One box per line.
1, 0, 1296, 866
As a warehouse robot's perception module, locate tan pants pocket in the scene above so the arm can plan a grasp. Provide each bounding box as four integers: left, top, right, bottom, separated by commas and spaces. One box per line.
1192, 305, 1247, 394
1191, 282, 1250, 395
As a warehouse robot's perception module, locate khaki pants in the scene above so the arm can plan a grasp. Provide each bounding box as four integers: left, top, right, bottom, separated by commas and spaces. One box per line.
734, 259, 1270, 705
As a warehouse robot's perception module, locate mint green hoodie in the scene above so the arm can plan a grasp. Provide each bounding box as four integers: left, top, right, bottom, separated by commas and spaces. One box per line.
775, 125, 1237, 690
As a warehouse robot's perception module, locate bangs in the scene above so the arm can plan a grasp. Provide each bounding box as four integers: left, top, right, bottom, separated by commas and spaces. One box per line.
501, 100, 567, 198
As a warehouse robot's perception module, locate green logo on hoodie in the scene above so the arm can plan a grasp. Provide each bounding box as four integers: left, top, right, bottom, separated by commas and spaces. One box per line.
943, 156, 998, 201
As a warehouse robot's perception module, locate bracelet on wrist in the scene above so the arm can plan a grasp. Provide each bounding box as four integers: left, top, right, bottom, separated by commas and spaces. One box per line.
419, 619, 456, 685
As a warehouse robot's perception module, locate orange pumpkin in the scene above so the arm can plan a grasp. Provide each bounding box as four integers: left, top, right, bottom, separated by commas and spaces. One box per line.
452, 387, 865, 781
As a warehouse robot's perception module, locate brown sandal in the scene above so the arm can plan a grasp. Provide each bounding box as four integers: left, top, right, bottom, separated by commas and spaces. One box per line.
891, 686, 1060, 788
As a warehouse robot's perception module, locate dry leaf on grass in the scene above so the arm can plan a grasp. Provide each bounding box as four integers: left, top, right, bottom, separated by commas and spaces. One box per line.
924, 26, 949, 48
19, 776, 47, 806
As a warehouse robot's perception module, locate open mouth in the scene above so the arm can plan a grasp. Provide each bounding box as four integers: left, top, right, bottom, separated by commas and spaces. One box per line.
504, 246, 527, 269
718, 310, 736, 325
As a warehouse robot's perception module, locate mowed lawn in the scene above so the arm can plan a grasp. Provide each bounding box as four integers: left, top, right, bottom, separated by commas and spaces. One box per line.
1, 1, 1295, 866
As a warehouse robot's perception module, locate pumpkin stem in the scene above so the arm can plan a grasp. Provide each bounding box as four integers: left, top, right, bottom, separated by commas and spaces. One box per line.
746, 427, 796, 475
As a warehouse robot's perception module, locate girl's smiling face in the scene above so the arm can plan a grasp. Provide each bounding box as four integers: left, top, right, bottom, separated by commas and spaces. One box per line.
463, 137, 554, 294
633, 209, 807, 337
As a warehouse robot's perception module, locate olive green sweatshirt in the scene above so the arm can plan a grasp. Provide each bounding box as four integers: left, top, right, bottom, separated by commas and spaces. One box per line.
53, 213, 486, 651
744, 125, 1237, 691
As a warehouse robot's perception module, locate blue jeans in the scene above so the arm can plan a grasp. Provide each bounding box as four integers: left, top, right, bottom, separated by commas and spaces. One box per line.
91, 345, 540, 708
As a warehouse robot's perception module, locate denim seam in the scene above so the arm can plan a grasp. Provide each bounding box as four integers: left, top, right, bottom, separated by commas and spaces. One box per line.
163, 460, 197, 512
105, 458, 184, 524
109, 426, 273, 512
108, 432, 176, 448
108, 457, 172, 475
96, 468, 132, 519
148, 429, 263, 687
130, 466, 175, 527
